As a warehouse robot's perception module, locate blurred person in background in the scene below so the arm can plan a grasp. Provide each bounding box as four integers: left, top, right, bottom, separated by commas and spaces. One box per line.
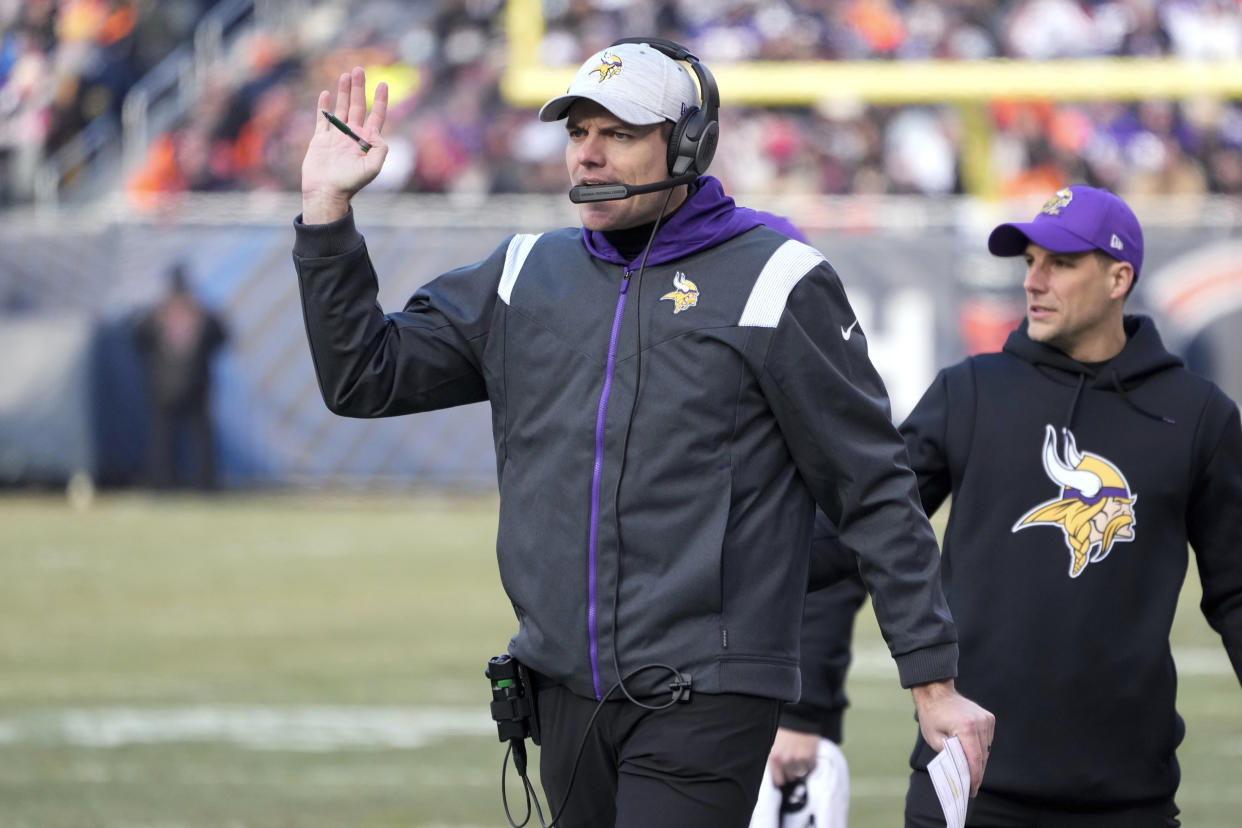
750, 517, 866, 828
748, 212, 867, 828
132, 262, 227, 490
899, 185, 1242, 826
293, 38, 991, 827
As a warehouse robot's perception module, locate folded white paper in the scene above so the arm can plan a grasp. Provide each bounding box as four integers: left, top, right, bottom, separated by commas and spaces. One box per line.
926, 735, 970, 828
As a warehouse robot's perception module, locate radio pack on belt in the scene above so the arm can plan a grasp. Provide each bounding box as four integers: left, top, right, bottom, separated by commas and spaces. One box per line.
486, 653, 541, 749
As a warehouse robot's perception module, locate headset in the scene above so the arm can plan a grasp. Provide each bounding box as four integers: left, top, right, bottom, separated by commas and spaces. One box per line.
568, 37, 720, 204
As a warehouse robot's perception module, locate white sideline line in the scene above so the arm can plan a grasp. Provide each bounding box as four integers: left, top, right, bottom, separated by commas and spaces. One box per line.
0, 706, 493, 751
0, 646, 1230, 752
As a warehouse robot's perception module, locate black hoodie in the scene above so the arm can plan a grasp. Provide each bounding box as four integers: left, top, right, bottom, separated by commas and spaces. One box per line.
901, 315, 1242, 807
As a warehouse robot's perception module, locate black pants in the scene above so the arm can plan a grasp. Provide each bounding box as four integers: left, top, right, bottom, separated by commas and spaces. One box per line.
147, 402, 217, 490
535, 683, 781, 828
905, 769, 1180, 827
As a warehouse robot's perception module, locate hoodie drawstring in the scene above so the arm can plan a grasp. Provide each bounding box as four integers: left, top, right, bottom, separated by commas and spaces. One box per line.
1105, 368, 1177, 425
1062, 373, 1088, 438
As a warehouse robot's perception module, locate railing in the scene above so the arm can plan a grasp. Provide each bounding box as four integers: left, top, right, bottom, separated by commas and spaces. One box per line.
33, 0, 282, 207
119, 41, 197, 175
34, 114, 122, 208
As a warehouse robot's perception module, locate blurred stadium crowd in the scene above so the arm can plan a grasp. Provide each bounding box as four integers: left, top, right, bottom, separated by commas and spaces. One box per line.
0, 0, 215, 204
3, 0, 1242, 207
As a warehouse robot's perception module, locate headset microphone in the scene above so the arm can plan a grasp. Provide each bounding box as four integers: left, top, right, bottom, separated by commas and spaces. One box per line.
568, 171, 698, 203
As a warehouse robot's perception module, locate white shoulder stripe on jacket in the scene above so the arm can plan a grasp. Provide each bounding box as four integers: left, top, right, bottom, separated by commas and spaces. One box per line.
738, 239, 826, 328
498, 233, 543, 304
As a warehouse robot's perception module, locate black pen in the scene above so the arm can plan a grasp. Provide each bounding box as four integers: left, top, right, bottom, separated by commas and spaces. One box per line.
321, 109, 372, 153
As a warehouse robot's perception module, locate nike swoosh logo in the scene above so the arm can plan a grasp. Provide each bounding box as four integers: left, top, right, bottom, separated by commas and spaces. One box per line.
840, 320, 859, 341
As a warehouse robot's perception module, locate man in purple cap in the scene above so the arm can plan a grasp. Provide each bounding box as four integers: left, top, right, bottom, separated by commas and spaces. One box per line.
987, 185, 1144, 362
291, 40, 993, 827
898, 185, 1242, 826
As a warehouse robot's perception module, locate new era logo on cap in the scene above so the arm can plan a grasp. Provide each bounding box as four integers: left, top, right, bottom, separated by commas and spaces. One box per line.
987, 185, 1144, 282
538, 42, 697, 126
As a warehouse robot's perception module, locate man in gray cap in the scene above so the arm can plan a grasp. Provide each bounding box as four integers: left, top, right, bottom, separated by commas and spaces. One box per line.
293, 40, 992, 827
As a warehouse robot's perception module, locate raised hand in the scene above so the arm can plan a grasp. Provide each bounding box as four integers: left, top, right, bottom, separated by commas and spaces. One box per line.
301, 66, 389, 224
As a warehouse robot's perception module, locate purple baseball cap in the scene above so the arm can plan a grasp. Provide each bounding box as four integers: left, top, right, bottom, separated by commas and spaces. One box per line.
988, 186, 1144, 281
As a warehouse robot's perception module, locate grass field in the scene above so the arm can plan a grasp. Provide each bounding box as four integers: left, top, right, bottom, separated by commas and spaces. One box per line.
1, 491, 1238, 827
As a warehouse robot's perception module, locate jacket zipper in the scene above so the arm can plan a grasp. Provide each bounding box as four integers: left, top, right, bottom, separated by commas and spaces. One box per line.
587, 268, 631, 700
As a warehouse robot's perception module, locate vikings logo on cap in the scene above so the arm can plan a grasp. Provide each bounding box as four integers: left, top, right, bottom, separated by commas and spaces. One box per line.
1040, 188, 1074, 216
1012, 425, 1137, 578
590, 52, 623, 83
660, 271, 699, 314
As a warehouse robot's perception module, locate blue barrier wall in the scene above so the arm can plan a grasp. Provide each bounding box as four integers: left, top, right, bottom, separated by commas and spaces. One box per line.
1, 194, 1238, 488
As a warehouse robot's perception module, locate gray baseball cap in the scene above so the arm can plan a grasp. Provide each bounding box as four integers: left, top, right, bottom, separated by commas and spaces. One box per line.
538, 42, 697, 126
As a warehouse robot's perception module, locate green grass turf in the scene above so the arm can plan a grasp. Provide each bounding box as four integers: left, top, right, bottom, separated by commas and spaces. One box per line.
0, 491, 1237, 826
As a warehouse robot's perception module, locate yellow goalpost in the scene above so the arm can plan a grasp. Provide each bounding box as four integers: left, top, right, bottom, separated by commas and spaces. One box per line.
499, 0, 1242, 198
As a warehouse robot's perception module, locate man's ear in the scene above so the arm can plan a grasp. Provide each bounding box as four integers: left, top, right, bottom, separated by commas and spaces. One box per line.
1111, 262, 1135, 300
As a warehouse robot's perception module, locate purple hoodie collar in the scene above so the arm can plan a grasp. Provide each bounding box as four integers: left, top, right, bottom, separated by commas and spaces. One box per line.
582, 176, 764, 267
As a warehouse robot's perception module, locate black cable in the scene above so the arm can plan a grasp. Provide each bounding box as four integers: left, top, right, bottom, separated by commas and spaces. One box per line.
527, 774, 548, 827
542, 663, 688, 827
500, 741, 533, 828
499, 187, 692, 828
499, 674, 612, 828
607, 186, 692, 711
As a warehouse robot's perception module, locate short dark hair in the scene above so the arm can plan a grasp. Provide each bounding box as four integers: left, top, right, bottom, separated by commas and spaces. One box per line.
1093, 250, 1137, 297
1093, 250, 1119, 270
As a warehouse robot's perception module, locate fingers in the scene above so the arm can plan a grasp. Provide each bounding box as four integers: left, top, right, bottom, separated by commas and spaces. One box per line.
769, 759, 787, 787
333, 71, 351, 121
314, 90, 331, 135
770, 756, 800, 787
960, 712, 995, 797
771, 759, 815, 787
366, 81, 389, 137
322, 67, 385, 142
767, 748, 818, 786
766, 728, 821, 787
348, 66, 367, 127
965, 733, 987, 797
978, 716, 996, 796
769, 759, 795, 787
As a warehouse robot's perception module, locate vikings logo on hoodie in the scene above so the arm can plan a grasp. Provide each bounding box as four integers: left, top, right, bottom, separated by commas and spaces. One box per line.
1012, 425, 1138, 578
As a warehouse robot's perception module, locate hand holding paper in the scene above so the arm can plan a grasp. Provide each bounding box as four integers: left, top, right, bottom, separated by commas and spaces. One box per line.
910, 678, 995, 797
927, 735, 970, 828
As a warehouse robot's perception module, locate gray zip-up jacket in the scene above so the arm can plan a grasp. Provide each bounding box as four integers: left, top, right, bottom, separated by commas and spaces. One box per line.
293, 178, 957, 703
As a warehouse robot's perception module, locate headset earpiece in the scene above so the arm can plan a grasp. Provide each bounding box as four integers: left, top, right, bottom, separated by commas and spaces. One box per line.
666, 107, 696, 176
667, 105, 718, 177
610, 37, 720, 178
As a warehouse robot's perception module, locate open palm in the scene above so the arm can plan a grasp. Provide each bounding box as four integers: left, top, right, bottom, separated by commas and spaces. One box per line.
301, 66, 388, 222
